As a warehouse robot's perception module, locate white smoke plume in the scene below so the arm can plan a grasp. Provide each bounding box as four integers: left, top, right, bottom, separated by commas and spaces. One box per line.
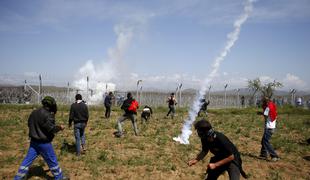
73, 23, 135, 104
173, 0, 255, 144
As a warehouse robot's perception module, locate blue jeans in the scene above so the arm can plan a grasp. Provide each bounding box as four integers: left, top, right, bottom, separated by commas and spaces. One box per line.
14, 141, 63, 180
260, 128, 278, 158
74, 122, 86, 155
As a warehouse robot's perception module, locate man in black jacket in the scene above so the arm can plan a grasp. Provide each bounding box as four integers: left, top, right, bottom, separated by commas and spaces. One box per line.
14, 96, 67, 180
115, 92, 139, 137
141, 105, 153, 123
104, 92, 113, 118
198, 99, 210, 117
69, 94, 89, 156
188, 119, 247, 180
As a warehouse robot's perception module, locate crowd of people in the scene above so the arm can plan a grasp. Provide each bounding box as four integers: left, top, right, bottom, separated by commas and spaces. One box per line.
14, 92, 282, 180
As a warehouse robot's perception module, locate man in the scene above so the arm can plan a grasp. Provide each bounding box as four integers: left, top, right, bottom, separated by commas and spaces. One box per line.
69, 94, 89, 156
115, 92, 139, 137
166, 93, 177, 118
198, 99, 210, 117
141, 105, 153, 123
104, 92, 113, 118
14, 96, 68, 180
188, 119, 247, 180
258, 96, 280, 161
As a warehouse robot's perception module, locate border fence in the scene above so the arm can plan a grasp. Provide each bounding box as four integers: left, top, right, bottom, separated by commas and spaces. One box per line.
1, 85, 309, 109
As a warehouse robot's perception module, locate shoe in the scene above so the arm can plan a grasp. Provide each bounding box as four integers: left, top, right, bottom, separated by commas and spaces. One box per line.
113, 131, 123, 138
271, 157, 280, 162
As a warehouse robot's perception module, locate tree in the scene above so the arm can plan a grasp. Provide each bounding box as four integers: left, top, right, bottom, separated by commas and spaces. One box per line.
247, 78, 283, 106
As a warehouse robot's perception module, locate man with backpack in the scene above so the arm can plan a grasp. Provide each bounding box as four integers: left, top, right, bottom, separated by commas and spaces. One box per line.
166, 93, 177, 118
69, 94, 89, 156
14, 96, 68, 180
188, 119, 248, 180
115, 92, 139, 137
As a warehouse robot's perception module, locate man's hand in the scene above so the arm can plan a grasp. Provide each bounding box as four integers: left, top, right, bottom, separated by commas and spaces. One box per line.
207, 163, 217, 170
188, 159, 198, 166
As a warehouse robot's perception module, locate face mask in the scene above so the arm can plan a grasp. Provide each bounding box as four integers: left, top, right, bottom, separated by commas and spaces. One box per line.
197, 129, 214, 139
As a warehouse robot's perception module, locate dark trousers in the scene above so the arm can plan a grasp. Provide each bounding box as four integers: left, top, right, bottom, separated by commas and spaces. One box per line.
105, 105, 111, 118
166, 105, 175, 117
141, 112, 150, 122
205, 157, 240, 180
260, 128, 278, 158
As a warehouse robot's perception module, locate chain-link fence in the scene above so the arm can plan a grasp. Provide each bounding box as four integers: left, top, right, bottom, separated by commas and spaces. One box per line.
1, 86, 310, 109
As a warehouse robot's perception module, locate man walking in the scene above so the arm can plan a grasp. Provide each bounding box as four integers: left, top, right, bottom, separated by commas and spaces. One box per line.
166, 93, 177, 118
69, 94, 89, 156
104, 92, 113, 118
258, 96, 280, 161
14, 96, 68, 180
115, 92, 139, 137
188, 119, 247, 180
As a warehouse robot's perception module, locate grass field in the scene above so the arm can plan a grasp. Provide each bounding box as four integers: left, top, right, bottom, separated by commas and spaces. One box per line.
0, 105, 309, 180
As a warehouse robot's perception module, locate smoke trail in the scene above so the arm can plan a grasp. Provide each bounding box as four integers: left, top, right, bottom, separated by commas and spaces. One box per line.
173, 0, 254, 144
73, 23, 134, 104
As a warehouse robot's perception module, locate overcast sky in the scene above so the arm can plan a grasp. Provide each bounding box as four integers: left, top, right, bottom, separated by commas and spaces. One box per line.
0, 0, 309, 91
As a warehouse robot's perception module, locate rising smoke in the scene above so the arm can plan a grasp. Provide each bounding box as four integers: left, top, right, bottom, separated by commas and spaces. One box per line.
173, 0, 255, 144
73, 23, 135, 104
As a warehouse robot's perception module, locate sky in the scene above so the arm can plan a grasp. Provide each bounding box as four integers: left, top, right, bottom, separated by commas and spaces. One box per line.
0, 0, 310, 92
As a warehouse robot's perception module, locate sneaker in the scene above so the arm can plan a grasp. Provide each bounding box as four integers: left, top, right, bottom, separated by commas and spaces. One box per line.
271, 157, 280, 162
113, 131, 123, 138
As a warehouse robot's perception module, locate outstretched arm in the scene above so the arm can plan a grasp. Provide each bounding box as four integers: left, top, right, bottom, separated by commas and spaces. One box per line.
188, 150, 208, 166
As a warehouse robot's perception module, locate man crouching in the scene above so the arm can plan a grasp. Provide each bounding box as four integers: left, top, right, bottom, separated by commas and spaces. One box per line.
188, 119, 247, 180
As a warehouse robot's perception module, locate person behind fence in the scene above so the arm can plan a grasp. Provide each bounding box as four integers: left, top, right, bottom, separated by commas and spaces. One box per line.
166, 93, 177, 118
114, 92, 139, 137
14, 96, 69, 180
241, 96, 245, 107
69, 94, 89, 156
188, 119, 248, 180
141, 105, 153, 123
198, 99, 210, 117
257, 96, 280, 161
104, 92, 114, 118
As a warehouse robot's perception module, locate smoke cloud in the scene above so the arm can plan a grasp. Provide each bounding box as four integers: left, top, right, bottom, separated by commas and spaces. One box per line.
173, 0, 255, 144
72, 23, 135, 104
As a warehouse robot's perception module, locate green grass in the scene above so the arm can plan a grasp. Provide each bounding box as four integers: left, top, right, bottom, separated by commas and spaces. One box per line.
0, 105, 309, 179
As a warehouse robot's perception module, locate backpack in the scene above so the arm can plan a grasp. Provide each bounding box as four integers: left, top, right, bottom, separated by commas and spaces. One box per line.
128, 99, 139, 113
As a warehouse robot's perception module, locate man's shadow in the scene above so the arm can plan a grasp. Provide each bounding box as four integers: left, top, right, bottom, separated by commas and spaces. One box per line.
61, 140, 77, 154
240, 152, 267, 160
27, 165, 53, 180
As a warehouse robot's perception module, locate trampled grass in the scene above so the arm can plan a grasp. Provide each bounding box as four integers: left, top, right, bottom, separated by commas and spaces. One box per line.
0, 105, 309, 179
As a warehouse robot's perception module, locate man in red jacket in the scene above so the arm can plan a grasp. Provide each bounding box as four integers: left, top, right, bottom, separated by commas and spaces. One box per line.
259, 96, 280, 161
